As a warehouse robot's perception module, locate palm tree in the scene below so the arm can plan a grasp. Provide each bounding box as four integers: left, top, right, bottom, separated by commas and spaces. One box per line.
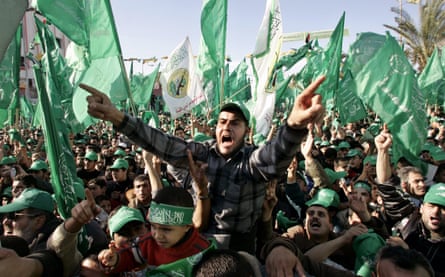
384, 0, 445, 72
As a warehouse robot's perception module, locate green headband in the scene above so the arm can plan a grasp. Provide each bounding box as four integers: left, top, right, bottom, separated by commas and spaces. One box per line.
149, 202, 194, 226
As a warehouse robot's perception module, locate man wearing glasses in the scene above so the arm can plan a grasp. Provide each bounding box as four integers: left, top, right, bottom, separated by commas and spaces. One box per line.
0, 188, 60, 252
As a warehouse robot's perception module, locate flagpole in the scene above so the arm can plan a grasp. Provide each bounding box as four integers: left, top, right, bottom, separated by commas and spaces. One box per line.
220, 67, 224, 106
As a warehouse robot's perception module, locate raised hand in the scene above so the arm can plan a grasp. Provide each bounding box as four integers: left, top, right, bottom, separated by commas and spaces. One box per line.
79, 84, 125, 126
287, 76, 325, 129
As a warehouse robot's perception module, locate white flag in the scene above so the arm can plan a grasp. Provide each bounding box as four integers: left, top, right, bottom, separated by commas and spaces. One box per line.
250, 0, 283, 136
160, 37, 205, 119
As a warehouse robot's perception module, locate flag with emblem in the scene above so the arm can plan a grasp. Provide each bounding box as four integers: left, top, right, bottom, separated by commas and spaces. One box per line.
160, 37, 205, 119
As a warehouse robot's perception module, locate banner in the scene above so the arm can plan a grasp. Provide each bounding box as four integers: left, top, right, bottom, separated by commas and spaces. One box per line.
160, 37, 205, 119
250, 0, 283, 136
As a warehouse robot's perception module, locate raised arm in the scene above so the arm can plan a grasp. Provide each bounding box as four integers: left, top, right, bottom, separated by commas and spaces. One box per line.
187, 150, 210, 231
375, 126, 393, 184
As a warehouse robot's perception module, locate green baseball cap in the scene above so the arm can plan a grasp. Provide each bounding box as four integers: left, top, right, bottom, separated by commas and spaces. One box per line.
0, 156, 17, 165
346, 149, 362, 158
319, 141, 331, 147
305, 188, 340, 209
1, 186, 12, 198
110, 158, 129, 170
338, 141, 351, 149
353, 181, 372, 193
29, 160, 49, 171
324, 168, 347, 185
85, 151, 98, 161
108, 206, 145, 237
424, 183, 445, 206
353, 230, 385, 276
113, 149, 127, 157
220, 102, 250, 124
0, 188, 55, 213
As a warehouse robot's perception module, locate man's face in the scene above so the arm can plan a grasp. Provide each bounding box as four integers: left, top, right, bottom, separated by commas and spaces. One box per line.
304, 206, 332, 240
134, 180, 151, 204
407, 172, 426, 197
11, 209, 43, 243
349, 155, 362, 168
11, 180, 26, 199
352, 187, 371, 204
174, 129, 185, 139
215, 111, 248, 158
111, 168, 127, 182
420, 202, 445, 235
84, 159, 96, 171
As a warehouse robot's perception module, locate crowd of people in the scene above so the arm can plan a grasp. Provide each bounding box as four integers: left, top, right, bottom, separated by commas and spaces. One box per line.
0, 76, 443, 276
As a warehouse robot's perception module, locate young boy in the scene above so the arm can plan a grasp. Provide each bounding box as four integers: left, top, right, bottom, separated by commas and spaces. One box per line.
99, 186, 215, 276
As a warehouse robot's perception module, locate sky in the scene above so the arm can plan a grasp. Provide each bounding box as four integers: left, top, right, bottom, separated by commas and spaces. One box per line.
109, 0, 420, 73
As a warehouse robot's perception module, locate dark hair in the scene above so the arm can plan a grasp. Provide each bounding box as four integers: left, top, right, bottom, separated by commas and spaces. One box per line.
152, 186, 193, 208
375, 246, 434, 277
133, 174, 149, 184
94, 194, 110, 205
13, 173, 37, 188
192, 249, 254, 277
87, 177, 107, 189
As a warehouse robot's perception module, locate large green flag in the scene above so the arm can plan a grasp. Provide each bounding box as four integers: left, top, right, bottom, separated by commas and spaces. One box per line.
318, 13, 345, 104
355, 32, 428, 159
197, 0, 227, 116
34, 18, 84, 219
345, 32, 386, 78
0, 24, 22, 128
67, 0, 133, 128
131, 63, 160, 107
336, 70, 367, 124
418, 47, 444, 105
31, 0, 88, 47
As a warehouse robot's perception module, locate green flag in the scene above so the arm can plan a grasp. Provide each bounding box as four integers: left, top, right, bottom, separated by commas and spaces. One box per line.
34, 17, 84, 219
345, 32, 386, 78
131, 63, 160, 107
31, 0, 88, 47
19, 95, 35, 125
0, 23, 22, 127
274, 42, 311, 71
197, 0, 228, 116
355, 32, 428, 159
336, 70, 367, 124
418, 47, 444, 105
226, 59, 251, 102
318, 13, 345, 104
67, 0, 133, 127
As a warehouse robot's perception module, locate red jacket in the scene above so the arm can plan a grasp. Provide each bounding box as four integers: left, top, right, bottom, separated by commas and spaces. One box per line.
112, 228, 210, 273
